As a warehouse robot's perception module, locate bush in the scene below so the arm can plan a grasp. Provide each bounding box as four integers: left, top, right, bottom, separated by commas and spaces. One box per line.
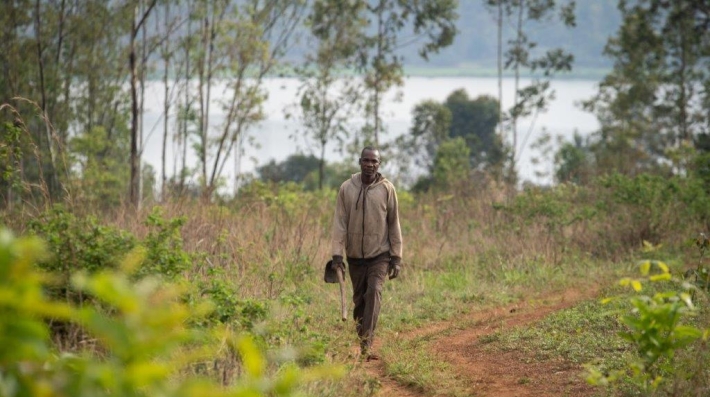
0, 227, 340, 397
587, 260, 710, 395
27, 206, 195, 303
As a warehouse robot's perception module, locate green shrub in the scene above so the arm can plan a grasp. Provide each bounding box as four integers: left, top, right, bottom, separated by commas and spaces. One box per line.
27, 206, 135, 302
0, 227, 340, 397
198, 266, 269, 328
27, 206, 195, 302
139, 207, 191, 278
587, 260, 709, 394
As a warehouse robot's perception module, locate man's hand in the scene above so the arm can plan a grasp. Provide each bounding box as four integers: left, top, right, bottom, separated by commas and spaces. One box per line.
388, 256, 401, 280
332, 255, 345, 273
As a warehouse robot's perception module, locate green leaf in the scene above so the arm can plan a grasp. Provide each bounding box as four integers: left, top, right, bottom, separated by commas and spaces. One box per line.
235, 335, 265, 378
639, 260, 651, 276
649, 273, 671, 282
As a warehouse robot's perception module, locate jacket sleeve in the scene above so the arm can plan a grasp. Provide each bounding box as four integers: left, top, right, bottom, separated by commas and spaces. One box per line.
331, 185, 348, 257
387, 184, 403, 259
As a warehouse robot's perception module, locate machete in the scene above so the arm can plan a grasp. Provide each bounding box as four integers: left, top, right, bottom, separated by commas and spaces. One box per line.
324, 260, 348, 321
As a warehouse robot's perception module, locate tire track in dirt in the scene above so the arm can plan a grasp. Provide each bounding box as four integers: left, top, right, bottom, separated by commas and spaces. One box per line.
363, 286, 601, 397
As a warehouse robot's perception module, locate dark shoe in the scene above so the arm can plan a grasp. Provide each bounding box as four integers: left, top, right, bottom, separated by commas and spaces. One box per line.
365, 353, 380, 362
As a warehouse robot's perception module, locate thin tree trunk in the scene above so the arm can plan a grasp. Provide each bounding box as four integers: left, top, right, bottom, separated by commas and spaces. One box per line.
373, 0, 384, 147
161, 1, 171, 201
510, 0, 523, 179
319, 138, 326, 190
138, 0, 148, 208
34, 0, 58, 200
130, 9, 140, 207
497, 0, 503, 146
204, 13, 216, 195
180, 0, 192, 193
130, 0, 157, 208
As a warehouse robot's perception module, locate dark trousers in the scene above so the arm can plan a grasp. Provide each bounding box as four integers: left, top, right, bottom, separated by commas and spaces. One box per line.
348, 258, 389, 352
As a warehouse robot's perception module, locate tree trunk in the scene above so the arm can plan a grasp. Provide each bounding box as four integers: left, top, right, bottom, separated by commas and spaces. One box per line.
510, 0, 524, 181
130, 9, 140, 208
319, 139, 326, 190
161, 1, 171, 201
34, 0, 58, 201
497, 1, 503, 148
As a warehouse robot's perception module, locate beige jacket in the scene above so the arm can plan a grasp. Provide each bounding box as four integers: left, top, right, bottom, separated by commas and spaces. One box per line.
331, 173, 403, 260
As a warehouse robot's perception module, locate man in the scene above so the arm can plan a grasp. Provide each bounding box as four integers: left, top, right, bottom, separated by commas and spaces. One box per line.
331, 146, 403, 360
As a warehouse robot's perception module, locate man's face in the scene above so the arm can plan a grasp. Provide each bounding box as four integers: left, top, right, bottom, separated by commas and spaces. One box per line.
359, 149, 380, 177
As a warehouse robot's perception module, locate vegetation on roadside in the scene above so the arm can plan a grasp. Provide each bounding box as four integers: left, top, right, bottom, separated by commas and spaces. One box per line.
3, 168, 710, 396
3, 1, 710, 396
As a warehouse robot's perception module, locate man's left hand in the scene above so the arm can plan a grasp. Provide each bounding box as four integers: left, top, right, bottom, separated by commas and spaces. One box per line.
388, 256, 401, 280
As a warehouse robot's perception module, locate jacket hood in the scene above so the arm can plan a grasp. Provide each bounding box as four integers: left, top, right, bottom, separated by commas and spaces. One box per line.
350, 172, 387, 188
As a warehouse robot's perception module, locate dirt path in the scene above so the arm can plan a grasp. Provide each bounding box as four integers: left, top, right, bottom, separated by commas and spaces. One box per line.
362, 286, 600, 397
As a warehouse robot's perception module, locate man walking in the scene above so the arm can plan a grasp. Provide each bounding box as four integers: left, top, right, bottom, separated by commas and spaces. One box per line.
331, 146, 403, 360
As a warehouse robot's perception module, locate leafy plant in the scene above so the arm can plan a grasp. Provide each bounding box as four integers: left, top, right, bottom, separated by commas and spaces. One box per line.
139, 207, 191, 278
587, 260, 709, 393
0, 227, 341, 397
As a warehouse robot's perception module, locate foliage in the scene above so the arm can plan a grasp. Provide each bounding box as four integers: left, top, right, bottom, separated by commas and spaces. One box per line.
587, 260, 709, 394
583, 0, 710, 177
485, 0, 576, 181
69, 126, 130, 208
0, 122, 27, 201
554, 132, 593, 184
197, 265, 269, 328
431, 137, 471, 191
445, 90, 501, 166
258, 154, 322, 185
140, 207, 191, 279
27, 206, 196, 302
0, 227, 340, 397
293, 0, 365, 189
309, 0, 458, 145
398, 89, 504, 188
28, 206, 135, 280
598, 173, 710, 244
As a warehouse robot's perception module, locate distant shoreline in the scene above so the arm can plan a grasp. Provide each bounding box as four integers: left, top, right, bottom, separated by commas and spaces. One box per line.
402, 66, 609, 80
146, 66, 609, 82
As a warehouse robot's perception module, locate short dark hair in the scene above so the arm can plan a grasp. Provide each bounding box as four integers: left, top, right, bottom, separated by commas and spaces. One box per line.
361, 146, 380, 158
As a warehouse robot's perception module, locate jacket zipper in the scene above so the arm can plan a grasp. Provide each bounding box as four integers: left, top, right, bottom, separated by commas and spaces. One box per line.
361, 184, 367, 257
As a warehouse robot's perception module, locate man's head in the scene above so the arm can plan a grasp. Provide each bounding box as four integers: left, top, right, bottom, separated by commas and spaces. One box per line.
359, 146, 381, 178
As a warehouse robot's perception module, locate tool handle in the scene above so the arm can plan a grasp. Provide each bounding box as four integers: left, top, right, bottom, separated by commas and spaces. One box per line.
336, 268, 347, 321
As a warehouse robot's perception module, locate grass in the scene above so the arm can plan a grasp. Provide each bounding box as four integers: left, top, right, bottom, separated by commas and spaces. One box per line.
7, 174, 710, 396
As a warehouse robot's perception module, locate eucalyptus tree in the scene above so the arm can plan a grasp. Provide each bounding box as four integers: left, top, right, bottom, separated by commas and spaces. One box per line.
129, 0, 158, 208
484, 0, 576, 183
584, 0, 710, 176
1, 0, 134, 205
310, 0, 457, 147
295, 0, 366, 190
187, 0, 306, 197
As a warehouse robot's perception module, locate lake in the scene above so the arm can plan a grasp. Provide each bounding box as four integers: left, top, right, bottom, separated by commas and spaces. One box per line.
141, 76, 600, 191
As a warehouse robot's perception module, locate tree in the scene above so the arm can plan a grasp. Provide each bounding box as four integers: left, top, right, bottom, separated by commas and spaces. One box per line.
1, 1, 135, 206
189, 0, 307, 198
315, 0, 458, 146
554, 132, 591, 184
431, 136, 471, 190
396, 89, 503, 187
294, 0, 365, 190
129, 0, 158, 209
445, 90, 504, 170
484, 0, 576, 183
257, 154, 321, 184
584, 0, 710, 176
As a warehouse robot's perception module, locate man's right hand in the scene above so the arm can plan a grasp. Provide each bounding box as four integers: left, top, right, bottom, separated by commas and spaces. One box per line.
332, 255, 345, 273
